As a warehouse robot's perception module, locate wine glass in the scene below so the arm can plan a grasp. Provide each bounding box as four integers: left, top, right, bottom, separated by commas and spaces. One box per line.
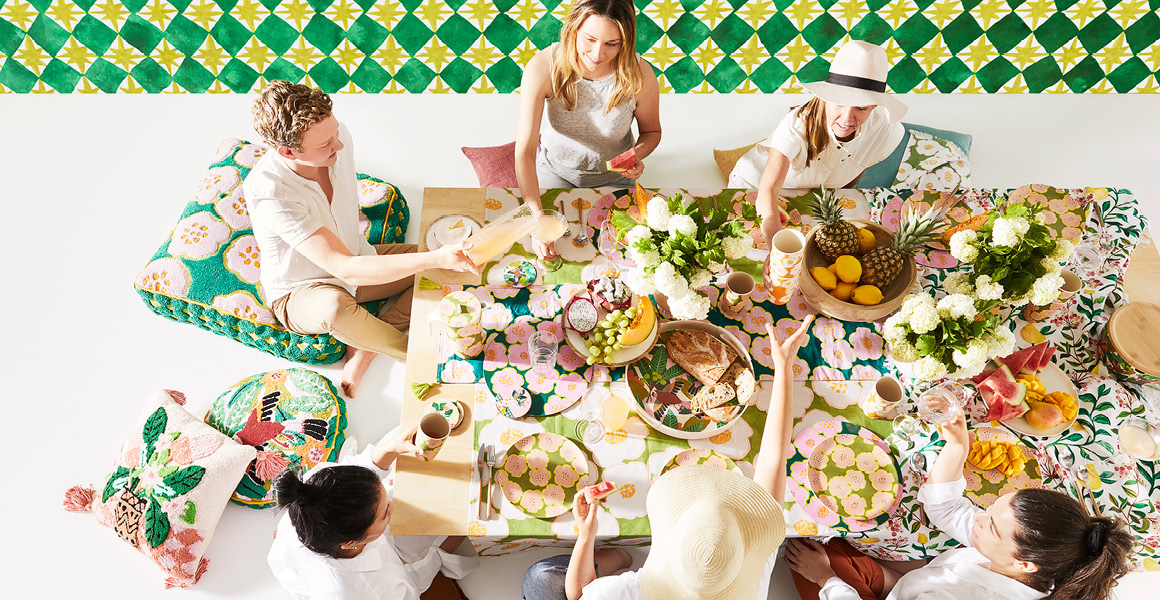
574, 386, 608, 446
533, 209, 568, 272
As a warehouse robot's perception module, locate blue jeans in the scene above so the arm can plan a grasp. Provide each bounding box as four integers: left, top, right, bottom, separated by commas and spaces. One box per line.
522, 555, 601, 600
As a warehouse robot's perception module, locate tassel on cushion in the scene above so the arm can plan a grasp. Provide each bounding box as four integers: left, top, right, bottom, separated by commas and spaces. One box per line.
164, 558, 210, 589
165, 390, 187, 406
254, 450, 290, 481
63, 485, 95, 512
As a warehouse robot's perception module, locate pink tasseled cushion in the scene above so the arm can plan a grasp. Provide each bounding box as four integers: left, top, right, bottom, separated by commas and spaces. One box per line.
461, 141, 520, 188
63, 390, 256, 588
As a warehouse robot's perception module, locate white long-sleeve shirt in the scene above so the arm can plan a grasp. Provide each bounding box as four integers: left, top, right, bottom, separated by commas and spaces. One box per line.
820, 478, 1046, 600
267, 445, 479, 600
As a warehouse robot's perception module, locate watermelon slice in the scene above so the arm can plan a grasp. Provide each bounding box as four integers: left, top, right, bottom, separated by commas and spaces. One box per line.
984, 382, 1029, 422
996, 347, 1038, 375
1034, 344, 1056, 371
1019, 344, 1047, 375
606, 147, 636, 172
978, 364, 1017, 393
971, 368, 998, 384
590, 481, 617, 501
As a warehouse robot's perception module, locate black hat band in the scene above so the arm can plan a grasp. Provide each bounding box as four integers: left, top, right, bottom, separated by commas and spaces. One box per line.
824, 72, 887, 93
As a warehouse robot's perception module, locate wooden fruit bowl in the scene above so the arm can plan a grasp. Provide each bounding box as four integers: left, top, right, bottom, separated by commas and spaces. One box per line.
797, 219, 915, 322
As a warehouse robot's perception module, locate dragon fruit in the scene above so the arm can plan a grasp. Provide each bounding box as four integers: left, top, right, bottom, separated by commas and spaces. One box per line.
589, 276, 632, 310
565, 295, 599, 334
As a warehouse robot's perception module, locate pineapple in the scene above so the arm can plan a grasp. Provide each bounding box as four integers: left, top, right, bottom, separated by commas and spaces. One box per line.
810, 187, 861, 261
861, 205, 946, 288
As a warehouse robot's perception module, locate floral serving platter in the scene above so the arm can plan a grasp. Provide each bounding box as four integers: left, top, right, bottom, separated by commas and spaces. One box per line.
806, 433, 901, 520
495, 433, 592, 518
788, 420, 900, 532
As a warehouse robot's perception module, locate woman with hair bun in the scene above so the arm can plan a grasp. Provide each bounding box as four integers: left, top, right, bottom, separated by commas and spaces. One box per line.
268, 425, 479, 599
785, 410, 1132, 600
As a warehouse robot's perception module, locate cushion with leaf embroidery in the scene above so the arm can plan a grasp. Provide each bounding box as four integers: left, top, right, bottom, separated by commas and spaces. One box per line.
63, 390, 256, 588
204, 369, 347, 509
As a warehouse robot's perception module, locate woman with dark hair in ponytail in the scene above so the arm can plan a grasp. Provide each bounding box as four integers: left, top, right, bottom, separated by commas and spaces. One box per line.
785, 411, 1132, 600
267, 425, 479, 599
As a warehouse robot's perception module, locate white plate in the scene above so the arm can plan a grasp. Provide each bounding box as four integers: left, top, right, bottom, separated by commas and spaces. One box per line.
1001, 362, 1080, 437
563, 294, 659, 367
426, 215, 481, 250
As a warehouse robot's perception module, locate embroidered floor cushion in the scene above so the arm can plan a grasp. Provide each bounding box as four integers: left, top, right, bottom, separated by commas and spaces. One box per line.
134, 138, 409, 364
204, 369, 347, 509
63, 390, 256, 588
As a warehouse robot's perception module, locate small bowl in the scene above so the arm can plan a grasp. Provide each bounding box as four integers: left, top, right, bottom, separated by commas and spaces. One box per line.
797, 219, 915, 322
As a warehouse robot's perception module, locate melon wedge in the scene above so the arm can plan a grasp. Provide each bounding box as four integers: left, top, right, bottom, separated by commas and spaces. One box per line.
620, 296, 656, 347
972, 368, 998, 384
1020, 344, 1047, 375
606, 147, 636, 172
984, 382, 1029, 422
1035, 345, 1056, 371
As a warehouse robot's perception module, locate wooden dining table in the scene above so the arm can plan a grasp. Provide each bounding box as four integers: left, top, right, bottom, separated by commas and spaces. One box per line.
389, 186, 1159, 568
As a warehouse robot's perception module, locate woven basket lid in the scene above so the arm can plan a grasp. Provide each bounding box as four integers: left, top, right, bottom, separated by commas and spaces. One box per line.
1107, 302, 1160, 377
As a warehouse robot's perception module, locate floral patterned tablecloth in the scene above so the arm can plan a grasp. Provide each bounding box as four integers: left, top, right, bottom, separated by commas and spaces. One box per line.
459, 186, 1159, 571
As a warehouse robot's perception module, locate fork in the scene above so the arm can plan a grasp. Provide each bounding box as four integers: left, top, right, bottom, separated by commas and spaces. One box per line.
485, 444, 500, 520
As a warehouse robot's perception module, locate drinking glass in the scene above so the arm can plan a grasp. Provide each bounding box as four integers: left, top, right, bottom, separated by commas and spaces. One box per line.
466, 205, 567, 267
893, 381, 973, 437
533, 211, 568, 272
1119, 417, 1160, 460
574, 386, 609, 446
529, 330, 559, 375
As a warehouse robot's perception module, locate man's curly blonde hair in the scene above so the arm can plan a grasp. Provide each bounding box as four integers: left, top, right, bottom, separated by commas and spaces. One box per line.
252, 80, 333, 151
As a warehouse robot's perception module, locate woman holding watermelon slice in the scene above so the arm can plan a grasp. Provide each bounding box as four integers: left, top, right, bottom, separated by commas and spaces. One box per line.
784, 410, 1132, 600
514, 0, 662, 259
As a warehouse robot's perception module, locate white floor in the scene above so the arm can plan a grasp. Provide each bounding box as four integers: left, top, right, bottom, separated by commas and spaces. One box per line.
2, 93, 1157, 598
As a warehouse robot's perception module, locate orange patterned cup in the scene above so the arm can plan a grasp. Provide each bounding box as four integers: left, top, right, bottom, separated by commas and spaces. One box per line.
766, 229, 806, 305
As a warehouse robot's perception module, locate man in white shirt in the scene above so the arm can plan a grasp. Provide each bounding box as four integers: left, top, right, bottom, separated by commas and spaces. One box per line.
245, 81, 478, 396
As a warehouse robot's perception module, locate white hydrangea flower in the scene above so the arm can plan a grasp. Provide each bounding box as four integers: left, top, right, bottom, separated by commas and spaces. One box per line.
1050, 238, 1074, 263
688, 269, 712, 289
897, 293, 930, 321
914, 355, 949, 381
722, 235, 753, 260
883, 313, 904, 332
668, 291, 711, 321
708, 261, 726, 273
937, 293, 977, 320
949, 230, 979, 261
653, 262, 690, 298
985, 327, 1017, 358
1008, 216, 1030, 237
974, 275, 1004, 301
952, 339, 989, 368
639, 249, 661, 267
990, 218, 1020, 247
908, 303, 941, 335
626, 225, 651, 248
888, 338, 919, 363
1029, 272, 1065, 306
646, 197, 671, 231
620, 268, 657, 295
1035, 211, 1049, 225
942, 272, 973, 295
1041, 257, 1062, 274
667, 214, 697, 237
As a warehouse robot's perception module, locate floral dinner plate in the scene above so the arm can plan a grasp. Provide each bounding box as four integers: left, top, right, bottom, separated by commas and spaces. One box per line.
660, 448, 739, 476
806, 434, 900, 520
496, 433, 592, 518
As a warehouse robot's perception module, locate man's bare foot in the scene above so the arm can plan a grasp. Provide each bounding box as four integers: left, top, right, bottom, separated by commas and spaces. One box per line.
593, 548, 632, 575
340, 347, 378, 397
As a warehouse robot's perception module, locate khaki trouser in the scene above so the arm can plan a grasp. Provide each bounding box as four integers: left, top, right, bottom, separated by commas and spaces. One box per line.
270, 244, 417, 362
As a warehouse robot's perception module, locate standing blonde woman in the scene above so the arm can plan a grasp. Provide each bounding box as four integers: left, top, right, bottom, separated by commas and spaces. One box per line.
728, 41, 906, 258
515, 0, 661, 257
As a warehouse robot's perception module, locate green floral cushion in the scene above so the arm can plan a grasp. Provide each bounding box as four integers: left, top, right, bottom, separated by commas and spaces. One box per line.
204, 369, 347, 509
63, 390, 257, 588
892, 129, 972, 192
134, 138, 409, 364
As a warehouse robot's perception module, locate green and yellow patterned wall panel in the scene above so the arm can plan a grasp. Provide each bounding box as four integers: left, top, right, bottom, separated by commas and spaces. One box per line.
1, 0, 1157, 93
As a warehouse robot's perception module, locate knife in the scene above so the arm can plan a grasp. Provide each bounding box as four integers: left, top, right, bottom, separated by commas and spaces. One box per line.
477, 446, 489, 520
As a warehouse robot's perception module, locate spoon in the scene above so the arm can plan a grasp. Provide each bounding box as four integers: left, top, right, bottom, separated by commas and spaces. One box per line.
905, 452, 928, 526
574, 200, 590, 244
1058, 451, 1101, 516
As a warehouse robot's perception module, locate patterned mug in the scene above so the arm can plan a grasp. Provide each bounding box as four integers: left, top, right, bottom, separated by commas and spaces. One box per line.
437, 290, 484, 358
859, 376, 904, 419
415, 412, 451, 461
721, 271, 755, 312
766, 229, 806, 304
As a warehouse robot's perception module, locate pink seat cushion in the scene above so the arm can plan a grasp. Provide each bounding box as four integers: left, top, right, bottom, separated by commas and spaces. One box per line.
461, 141, 519, 188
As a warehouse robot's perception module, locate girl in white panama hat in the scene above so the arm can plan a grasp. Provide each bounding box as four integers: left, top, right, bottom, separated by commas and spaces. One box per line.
521, 316, 815, 600
727, 40, 908, 286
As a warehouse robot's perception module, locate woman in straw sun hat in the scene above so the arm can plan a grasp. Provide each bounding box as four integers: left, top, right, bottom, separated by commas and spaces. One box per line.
727, 41, 907, 281
521, 316, 815, 600
784, 408, 1132, 600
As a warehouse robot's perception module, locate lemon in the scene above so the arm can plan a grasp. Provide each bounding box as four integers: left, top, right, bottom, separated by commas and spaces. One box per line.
856, 228, 877, 254
852, 285, 884, 305
810, 266, 838, 290
834, 255, 862, 283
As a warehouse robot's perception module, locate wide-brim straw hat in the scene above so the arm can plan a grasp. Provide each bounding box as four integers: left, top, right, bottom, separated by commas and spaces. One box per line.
639, 466, 785, 600
802, 40, 908, 123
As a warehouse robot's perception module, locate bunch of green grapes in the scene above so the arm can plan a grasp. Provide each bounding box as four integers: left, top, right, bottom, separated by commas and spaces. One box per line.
584, 307, 638, 365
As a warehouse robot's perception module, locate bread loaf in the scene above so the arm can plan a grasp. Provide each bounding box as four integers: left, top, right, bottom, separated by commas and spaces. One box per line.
704, 403, 741, 423
668, 330, 738, 384
691, 384, 736, 413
